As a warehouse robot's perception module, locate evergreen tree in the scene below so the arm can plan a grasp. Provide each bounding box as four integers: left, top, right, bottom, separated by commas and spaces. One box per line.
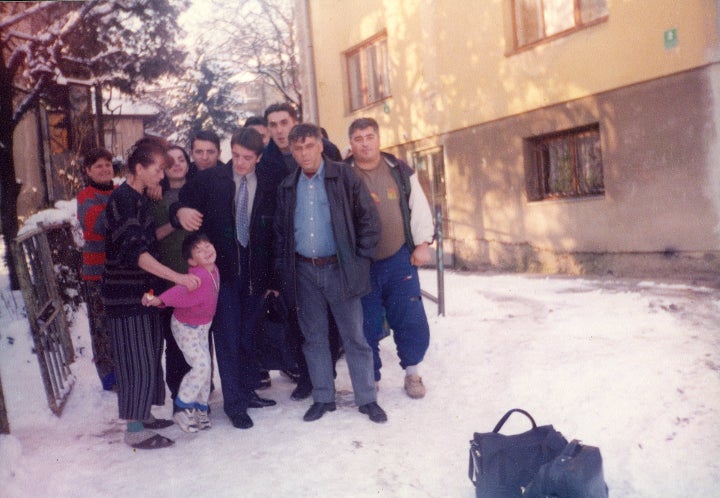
147, 54, 240, 146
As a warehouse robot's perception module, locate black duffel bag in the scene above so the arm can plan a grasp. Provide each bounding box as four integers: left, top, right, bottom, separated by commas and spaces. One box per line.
469, 409, 568, 498
523, 439, 609, 498
255, 293, 294, 371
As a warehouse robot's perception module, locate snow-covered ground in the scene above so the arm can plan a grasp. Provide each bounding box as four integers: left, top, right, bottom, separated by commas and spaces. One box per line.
1, 234, 719, 496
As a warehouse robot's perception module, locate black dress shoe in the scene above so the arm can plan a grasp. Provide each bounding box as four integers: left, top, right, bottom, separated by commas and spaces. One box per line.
290, 383, 313, 401
359, 402, 387, 423
230, 412, 253, 429
303, 402, 336, 422
280, 368, 301, 383
257, 370, 271, 390
248, 391, 277, 408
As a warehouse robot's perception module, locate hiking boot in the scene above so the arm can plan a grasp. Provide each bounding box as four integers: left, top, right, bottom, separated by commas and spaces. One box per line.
404, 374, 426, 399
174, 408, 199, 433
196, 409, 211, 430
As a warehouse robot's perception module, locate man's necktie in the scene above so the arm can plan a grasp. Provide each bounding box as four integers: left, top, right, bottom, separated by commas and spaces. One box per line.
236, 176, 249, 247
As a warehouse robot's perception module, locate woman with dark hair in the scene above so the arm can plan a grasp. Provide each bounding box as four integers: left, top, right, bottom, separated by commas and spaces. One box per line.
77, 147, 116, 391
151, 144, 194, 406
103, 137, 200, 450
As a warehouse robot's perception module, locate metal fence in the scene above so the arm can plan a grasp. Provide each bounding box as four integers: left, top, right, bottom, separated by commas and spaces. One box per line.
421, 206, 446, 316
11, 223, 76, 416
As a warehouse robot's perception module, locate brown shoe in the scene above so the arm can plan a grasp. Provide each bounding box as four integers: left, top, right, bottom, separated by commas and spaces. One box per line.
404, 374, 426, 399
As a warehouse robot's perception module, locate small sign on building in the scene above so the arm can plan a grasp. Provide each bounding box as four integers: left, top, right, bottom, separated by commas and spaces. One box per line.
664, 28, 678, 50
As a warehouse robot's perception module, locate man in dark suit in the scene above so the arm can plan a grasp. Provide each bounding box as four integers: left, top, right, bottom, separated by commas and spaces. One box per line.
171, 128, 278, 429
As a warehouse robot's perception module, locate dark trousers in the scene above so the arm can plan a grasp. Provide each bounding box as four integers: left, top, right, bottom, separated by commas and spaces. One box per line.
212, 247, 264, 417
110, 312, 165, 420
84, 281, 115, 390
161, 307, 188, 401
361, 245, 430, 381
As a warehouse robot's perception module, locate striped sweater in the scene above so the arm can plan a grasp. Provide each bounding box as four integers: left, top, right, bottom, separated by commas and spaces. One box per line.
102, 182, 162, 317
77, 180, 115, 281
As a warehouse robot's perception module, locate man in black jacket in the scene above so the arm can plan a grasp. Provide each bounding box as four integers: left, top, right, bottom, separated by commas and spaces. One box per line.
171, 128, 278, 429
189, 129, 224, 172
274, 123, 387, 424
258, 103, 343, 400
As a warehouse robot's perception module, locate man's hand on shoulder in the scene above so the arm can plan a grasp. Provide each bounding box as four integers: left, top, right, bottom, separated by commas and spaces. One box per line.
177, 207, 203, 231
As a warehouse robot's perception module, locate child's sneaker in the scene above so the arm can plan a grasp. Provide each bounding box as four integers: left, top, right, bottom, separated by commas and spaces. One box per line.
196, 409, 211, 430
174, 408, 199, 433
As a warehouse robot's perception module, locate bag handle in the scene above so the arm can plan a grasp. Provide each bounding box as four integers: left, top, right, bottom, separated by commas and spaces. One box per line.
492, 408, 537, 433
560, 439, 581, 458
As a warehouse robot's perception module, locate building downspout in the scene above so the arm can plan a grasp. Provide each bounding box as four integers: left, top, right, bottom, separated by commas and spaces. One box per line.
296, 0, 319, 124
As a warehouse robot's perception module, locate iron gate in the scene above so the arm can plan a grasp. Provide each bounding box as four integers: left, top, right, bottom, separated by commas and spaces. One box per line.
11, 224, 75, 415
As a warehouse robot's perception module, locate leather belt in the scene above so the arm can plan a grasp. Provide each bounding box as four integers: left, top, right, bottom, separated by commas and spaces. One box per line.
296, 253, 338, 266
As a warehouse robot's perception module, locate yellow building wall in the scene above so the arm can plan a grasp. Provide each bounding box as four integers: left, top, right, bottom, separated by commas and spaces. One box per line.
310, 0, 719, 148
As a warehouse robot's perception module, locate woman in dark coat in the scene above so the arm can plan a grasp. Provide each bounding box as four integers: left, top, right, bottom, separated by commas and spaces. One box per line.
103, 138, 199, 450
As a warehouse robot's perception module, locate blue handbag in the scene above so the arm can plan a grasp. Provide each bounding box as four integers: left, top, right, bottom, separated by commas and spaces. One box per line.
469, 409, 568, 498
523, 439, 609, 498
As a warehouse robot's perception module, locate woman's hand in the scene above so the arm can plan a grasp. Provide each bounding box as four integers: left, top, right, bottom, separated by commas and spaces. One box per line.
176, 273, 201, 291
145, 184, 163, 201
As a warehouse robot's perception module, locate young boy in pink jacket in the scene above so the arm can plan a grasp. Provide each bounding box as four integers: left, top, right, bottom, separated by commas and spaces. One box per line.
144, 233, 219, 432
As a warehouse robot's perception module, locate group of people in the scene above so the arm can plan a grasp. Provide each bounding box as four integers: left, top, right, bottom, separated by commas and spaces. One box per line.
77, 102, 435, 450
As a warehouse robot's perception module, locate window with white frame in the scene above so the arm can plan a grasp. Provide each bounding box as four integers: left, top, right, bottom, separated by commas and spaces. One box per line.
346, 32, 391, 111
512, 0, 608, 50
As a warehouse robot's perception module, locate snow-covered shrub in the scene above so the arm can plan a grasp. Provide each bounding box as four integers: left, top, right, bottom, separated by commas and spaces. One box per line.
19, 203, 84, 321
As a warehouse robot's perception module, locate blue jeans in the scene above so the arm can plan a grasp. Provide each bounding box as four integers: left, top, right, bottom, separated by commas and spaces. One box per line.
296, 260, 376, 406
362, 245, 430, 381
212, 274, 264, 417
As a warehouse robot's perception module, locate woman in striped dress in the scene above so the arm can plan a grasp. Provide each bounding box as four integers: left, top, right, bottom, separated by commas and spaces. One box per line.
102, 138, 200, 450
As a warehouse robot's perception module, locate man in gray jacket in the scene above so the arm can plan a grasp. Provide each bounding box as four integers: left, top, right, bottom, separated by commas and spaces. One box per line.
273, 123, 387, 423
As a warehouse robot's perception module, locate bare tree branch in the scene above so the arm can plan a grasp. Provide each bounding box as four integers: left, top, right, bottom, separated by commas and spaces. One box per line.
0, 1, 60, 31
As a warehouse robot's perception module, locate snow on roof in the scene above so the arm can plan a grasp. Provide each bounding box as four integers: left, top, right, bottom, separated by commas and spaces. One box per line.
102, 94, 158, 116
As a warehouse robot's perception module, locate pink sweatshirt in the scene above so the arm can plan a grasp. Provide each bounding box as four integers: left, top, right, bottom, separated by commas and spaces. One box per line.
158, 265, 219, 326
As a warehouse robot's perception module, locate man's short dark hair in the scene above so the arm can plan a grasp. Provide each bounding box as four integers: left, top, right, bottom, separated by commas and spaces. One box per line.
182, 232, 212, 262
230, 127, 264, 156
348, 117, 379, 138
264, 102, 298, 122
288, 123, 322, 145
244, 115, 267, 127
190, 129, 220, 151
83, 148, 113, 169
